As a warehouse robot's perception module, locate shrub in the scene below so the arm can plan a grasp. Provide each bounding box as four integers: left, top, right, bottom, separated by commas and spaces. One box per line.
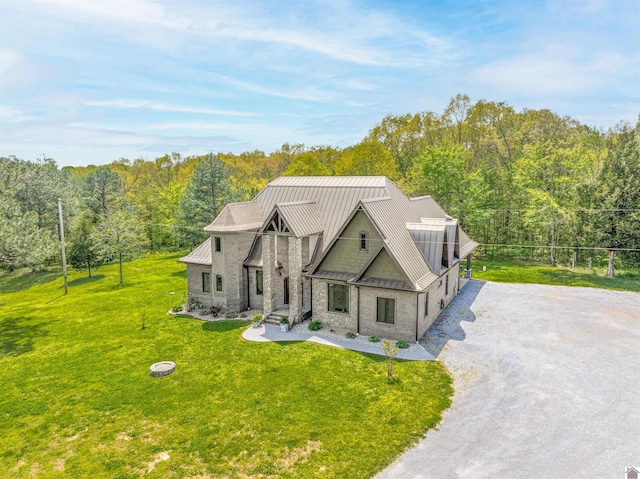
171, 305, 182, 313
225, 310, 238, 319
280, 316, 290, 325
396, 340, 410, 349
345, 332, 357, 339
239, 313, 247, 318
252, 313, 263, 324
183, 293, 201, 312
368, 336, 380, 343
308, 320, 322, 331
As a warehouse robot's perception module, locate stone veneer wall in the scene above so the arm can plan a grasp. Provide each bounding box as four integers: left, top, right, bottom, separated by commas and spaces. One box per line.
186, 264, 214, 307
210, 234, 226, 309
416, 263, 461, 340
358, 286, 418, 342
247, 266, 264, 311
210, 231, 256, 312
288, 236, 303, 323
311, 278, 358, 333
262, 234, 276, 315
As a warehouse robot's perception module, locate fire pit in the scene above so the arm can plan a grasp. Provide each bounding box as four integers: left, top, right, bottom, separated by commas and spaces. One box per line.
150, 361, 176, 377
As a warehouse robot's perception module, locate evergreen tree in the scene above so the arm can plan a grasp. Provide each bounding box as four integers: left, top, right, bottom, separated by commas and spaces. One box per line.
68, 215, 99, 277
177, 153, 235, 245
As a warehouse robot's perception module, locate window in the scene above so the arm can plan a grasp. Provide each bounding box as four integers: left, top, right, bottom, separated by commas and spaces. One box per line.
328, 283, 349, 313
445, 275, 449, 295
216, 275, 223, 292
256, 270, 263, 295
359, 232, 368, 252
377, 297, 395, 324
214, 236, 222, 253
202, 272, 211, 293
424, 292, 429, 317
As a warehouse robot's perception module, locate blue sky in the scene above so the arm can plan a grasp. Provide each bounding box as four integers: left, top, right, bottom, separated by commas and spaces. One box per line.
1, 0, 638, 167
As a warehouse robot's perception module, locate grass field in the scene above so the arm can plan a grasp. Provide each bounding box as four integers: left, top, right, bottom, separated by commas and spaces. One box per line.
0, 253, 452, 478
471, 257, 640, 292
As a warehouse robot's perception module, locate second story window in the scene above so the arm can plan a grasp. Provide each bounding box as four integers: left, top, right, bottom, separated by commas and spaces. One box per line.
359, 232, 368, 252
214, 236, 222, 253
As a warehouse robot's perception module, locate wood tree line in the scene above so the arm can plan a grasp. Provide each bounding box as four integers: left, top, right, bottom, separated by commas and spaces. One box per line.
2, 94, 639, 276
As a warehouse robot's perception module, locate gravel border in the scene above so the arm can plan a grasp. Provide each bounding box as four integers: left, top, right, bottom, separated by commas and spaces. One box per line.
291, 319, 424, 353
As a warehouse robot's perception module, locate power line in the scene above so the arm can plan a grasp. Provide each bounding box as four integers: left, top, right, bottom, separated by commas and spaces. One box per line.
142, 222, 640, 252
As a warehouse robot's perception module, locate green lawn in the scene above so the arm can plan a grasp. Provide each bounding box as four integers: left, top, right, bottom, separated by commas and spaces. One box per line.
471, 257, 640, 292
0, 253, 452, 478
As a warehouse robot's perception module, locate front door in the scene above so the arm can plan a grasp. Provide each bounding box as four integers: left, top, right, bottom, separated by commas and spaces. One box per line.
283, 277, 289, 305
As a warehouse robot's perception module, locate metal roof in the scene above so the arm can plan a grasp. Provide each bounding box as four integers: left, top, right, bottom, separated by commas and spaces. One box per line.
204, 201, 263, 232
309, 270, 354, 282
406, 223, 446, 274
267, 176, 388, 188
359, 197, 439, 289
356, 277, 414, 291
178, 238, 211, 265
189, 176, 478, 291
273, 201, 324, 238
253, 176, 402, 249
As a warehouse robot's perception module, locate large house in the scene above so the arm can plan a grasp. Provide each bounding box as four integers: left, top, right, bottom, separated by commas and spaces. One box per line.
179, 176, 477, 342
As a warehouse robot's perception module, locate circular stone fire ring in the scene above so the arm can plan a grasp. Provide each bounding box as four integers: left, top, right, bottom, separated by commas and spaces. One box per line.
150, 361, 176, 377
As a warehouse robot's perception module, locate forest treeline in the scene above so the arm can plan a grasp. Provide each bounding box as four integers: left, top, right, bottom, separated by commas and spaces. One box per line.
2, 94, 639, 275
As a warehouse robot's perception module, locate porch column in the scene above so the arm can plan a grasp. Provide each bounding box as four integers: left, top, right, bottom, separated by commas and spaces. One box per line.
262, 234, 277, 316
288, 236, 303, 324
464, 254, 472, 278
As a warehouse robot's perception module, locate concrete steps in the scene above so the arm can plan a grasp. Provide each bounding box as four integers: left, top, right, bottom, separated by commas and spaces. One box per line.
264, 310, 290, 325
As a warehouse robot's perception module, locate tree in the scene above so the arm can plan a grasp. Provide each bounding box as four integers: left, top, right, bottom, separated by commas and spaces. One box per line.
282, 152, 332, 176
412, 144, 467, 213
382, 340, 399, 380
593, 121, 640, 266
91, 209, 148, 284
68, 215, 98, 277
0, 195, 57, 270
84, 167, 123, 220
0, 157, 68, 270
333, 140, 398, 179
177, 153, 235, 245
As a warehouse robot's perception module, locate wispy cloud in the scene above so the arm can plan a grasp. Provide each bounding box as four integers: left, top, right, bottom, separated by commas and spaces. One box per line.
21, 0, 453, 68
0, 104, 35, 123
206, 73, 337, 102
84, 99, 261, 117
471, 51, 629, 95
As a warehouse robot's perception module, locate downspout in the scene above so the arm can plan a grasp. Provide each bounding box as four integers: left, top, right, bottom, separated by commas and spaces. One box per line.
310, 278, 313, 318
245, 265, 250, 310
356, 286, 360, 334
415, 293, 420, 343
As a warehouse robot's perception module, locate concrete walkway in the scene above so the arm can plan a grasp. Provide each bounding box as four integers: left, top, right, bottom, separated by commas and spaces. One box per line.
242, 324, 436, 361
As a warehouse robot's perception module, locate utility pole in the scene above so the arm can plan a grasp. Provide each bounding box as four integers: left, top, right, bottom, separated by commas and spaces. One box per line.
58, 198, 68, 294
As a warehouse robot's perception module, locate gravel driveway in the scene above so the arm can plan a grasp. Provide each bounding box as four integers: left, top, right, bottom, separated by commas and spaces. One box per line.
376, 280, 640, 478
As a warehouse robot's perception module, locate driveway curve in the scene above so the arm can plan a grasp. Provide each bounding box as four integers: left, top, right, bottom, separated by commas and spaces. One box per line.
376, 280, 640, 478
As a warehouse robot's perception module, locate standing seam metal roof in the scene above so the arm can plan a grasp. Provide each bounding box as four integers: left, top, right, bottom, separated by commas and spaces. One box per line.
272, 201, 324, 238
178, 238, 211, 265
253, 177, 396, 249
